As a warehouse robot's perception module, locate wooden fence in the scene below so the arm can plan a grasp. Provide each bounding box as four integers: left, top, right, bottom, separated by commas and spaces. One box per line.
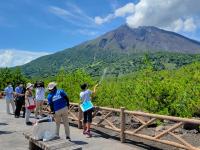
67, 102, 200, 150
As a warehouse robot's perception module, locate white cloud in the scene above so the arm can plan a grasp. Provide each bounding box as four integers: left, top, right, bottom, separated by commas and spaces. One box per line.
94, 14, 114, 25
94, 2, 135, 25
114, 3, 135, 17
0, 49, 49, 67
95, 0, 200, 33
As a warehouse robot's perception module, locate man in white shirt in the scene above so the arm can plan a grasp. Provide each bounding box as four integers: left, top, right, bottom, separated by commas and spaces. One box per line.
4, 83, 15, 114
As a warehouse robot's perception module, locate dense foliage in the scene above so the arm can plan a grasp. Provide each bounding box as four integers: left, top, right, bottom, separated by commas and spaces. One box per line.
20, 52, 200, 78
0, 68, 27, 91
2, 59, 200, 117
54, 62, 200, 117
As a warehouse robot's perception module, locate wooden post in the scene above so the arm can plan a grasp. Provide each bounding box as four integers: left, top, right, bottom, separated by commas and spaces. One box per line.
78, 106, 82, 129
120, 107, 125, 143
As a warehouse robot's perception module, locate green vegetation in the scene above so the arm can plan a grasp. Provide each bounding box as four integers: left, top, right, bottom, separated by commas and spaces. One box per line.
0, 68, 27, 90
54, 62, 200, 117
20, 52, 200, 78
2, 54, 200, 117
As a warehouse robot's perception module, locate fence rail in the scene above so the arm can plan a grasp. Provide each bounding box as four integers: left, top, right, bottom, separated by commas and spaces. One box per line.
66, 102, 200, 150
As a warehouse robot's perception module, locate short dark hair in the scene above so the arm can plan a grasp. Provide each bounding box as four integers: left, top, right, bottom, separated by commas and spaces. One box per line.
34, 80, 44, 88
80, 83, 88, 90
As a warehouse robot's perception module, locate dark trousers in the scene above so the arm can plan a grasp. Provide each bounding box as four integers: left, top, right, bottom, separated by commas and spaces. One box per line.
83, 109, 93, 123
15, 99, 23, 117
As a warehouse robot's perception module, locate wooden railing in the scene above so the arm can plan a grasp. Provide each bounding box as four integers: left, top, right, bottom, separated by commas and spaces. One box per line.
67, 103, 200, 150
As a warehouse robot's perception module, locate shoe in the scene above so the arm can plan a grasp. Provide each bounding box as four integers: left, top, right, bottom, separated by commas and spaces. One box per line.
26, 122, 33, 126
83, 130, 87, 135
66, 136, 71, 141
86, 131, 92, 138
15, 116, 19, 118
22, 115, 25, 118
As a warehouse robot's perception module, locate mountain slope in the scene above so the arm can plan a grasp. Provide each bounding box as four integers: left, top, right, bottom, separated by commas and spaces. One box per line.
19, 25, 200, 77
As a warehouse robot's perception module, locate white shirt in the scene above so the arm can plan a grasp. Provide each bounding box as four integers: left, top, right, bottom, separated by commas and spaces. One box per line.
35, 87, 45, 101
80, 90, 92, 103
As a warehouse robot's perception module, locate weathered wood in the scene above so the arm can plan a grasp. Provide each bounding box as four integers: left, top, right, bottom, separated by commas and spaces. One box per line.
120, 107, 125, 143
99, 107, 120, 112
92, 122, 120, 132
133, 118, 157, 134
92, 107, 100, 118
96, 111, 112, 125
104, 119, 119, 131
69, 102, 200, 150
125, 110, 200, 124
78, 106, 82, 129
132, 115, 146, 125
69, 111, 78, 121
169, 132, 197, 150
23, 132, 82, 150
155, 122, 183, 139
125, 131, 192, 150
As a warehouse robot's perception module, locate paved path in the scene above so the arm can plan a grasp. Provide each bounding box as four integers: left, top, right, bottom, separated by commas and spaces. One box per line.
0, 99, 143, 150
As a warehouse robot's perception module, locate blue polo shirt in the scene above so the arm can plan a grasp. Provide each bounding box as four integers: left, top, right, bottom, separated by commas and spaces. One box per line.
15, 86, 23, 94
47, 89, 68, 112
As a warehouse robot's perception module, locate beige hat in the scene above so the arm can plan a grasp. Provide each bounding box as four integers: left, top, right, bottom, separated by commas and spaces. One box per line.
48, 82, 57, 90
26, 83, 33, 89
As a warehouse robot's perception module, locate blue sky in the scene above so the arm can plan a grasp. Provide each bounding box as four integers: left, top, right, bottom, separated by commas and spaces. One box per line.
0, 0, 200, 67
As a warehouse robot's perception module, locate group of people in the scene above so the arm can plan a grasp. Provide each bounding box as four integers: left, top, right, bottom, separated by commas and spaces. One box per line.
4, 81, 98, 140
4, 81, 45, 125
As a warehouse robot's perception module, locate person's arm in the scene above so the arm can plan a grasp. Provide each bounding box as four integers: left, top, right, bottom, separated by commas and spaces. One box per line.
47, 95, 54, 113
60, 90, 70, 108
92, 84, 99, 97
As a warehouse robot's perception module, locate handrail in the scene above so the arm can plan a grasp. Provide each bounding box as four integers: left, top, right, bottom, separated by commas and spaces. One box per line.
66, 102, 200, 150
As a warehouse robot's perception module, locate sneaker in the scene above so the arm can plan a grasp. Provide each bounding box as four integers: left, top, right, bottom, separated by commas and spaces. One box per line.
26, 122, 33, 126
86, 131, 92, 138
66, 136, 71, 141
83, 130, 87, 135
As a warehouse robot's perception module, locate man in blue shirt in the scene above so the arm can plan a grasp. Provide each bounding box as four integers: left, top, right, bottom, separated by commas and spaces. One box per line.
15, 83, 25, 118
47, 82, 71, 141
4, 83, 15, 114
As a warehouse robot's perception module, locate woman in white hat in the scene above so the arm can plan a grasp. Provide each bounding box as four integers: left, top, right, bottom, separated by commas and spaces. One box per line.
25, 83, 36, 125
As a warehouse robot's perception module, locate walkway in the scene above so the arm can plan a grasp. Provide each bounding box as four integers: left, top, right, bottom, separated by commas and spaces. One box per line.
0, 99, 142, 150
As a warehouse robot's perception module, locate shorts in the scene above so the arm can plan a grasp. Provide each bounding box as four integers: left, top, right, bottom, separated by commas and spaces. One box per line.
83, 109, 93, 123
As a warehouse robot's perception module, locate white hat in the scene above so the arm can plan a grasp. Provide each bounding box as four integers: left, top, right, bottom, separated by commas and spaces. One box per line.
26, 83, 33, 89
48, 82, 57, 90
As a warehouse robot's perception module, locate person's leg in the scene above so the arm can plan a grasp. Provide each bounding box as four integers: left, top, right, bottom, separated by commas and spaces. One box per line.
25, 108, 31, 123
39, 101, 44, 116
6, 100, 10, 114
83, 111, 88, 134
86, 110, 93, 137
11, 100, 15, 114
35, 101, 40, 118
15, 100, 20, 117
18, 99, 23, 117
22, 106, 26, 118
54, 110, 62, 136
61, 107, 70, 138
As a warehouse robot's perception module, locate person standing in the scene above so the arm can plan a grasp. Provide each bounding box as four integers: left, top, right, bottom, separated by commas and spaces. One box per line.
25, 83, 35, 125
47, 82, 71, 140
15, 83, 25, 118
34, 81, 45, 119
4, 83, 15, 114
80, 83, 98, 137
